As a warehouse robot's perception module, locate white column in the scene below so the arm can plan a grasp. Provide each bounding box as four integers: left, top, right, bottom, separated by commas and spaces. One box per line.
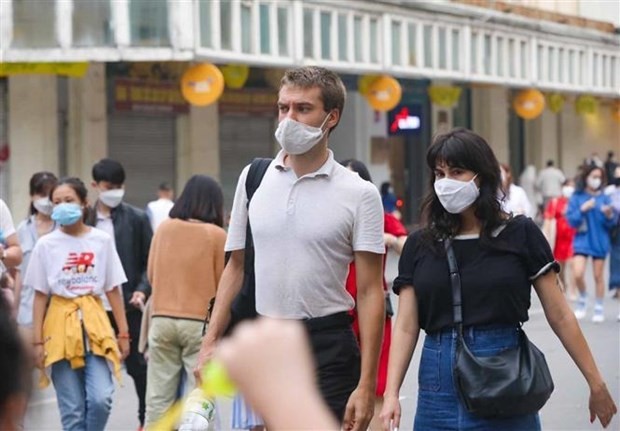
8, 75, 59, 219
471, 86, 509, 163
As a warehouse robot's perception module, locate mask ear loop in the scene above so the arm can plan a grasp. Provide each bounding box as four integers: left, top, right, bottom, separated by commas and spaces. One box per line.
320, 113, 332, 132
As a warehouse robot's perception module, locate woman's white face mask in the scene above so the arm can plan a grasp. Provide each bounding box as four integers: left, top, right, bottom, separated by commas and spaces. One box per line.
434, 175, 480, 214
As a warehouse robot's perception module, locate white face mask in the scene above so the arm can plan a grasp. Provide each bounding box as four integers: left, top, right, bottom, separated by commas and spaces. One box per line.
562, 185, 575, 198
434, 175, 480, 214
33, 197, 53, 216
99, 189, 125, 208
587, 177, 602, 190
274, 114, 331, 155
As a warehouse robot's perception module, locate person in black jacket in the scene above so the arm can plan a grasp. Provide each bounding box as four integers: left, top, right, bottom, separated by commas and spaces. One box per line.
88, 158, 152, 431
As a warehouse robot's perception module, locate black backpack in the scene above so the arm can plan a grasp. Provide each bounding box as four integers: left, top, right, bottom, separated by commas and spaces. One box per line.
224, 157, 272, 335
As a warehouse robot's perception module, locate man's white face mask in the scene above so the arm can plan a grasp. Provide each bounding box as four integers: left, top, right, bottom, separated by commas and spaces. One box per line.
274, 114, 331, 155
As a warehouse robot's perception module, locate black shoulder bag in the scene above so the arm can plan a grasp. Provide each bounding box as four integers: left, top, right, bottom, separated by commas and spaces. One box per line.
203, 158, 272, 337
445, 239, 554, 419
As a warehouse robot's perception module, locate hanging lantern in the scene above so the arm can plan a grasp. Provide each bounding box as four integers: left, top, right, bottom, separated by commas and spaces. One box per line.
180, 63, 225, 106
221, 64, 249, 89
428, 86, 462, 108
365, 75, 402, 112
612, 101, 620, 123
358, 75, 380, 96
575, 95, 598, 115
547, 93, 565, 114
512, 89, 545, 120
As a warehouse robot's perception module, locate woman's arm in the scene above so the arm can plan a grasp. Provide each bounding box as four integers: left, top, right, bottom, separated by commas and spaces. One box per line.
106, 286, 130, 360
533, 271, 617, 427
380, 286, 420, 430
0, 233, 22, 268
32, 291, 48, 368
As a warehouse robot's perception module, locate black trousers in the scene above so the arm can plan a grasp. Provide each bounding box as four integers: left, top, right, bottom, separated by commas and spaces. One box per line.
108, 309, 148, 426
304, 312, 361, 422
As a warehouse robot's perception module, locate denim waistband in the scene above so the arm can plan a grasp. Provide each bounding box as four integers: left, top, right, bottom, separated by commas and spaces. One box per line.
425, 323, 520, 343
303, 311, 352, 332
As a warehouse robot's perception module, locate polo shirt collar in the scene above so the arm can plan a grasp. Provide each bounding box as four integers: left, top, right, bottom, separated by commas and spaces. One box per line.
274, 149, 336, 178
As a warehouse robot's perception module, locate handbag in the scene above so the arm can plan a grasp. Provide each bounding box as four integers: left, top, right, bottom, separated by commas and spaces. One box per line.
445, 239, 554, 419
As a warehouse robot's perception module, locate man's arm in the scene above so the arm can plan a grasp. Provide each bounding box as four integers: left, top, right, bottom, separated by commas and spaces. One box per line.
132, 212, 153, 306
193, 249, 245, 384
343, 250, 384, 431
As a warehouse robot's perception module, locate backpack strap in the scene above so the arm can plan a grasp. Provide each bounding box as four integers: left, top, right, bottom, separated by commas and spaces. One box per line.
243, 158, 273, 271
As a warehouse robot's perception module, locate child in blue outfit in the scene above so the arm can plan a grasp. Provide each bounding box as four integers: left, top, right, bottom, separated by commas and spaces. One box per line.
566, 165, 616, 322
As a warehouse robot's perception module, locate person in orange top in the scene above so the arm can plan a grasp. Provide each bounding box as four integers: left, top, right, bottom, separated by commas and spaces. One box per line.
543, 179, 577, 299
144, 175, 227, 428
341, 159, 407, 431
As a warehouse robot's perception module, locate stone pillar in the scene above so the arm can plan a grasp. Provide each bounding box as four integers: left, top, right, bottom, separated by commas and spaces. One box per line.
471, 86, 509, 163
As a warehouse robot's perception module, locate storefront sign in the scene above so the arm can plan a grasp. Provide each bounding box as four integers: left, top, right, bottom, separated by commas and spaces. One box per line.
219, 89, 277, 115
0, 62, 89, 77
114, 78, 189, 114
388, 105, 423, 135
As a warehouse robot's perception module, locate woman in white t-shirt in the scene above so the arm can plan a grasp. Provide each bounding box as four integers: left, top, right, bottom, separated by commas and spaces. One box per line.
26, 177, 130, 431
501, 163, 534, 218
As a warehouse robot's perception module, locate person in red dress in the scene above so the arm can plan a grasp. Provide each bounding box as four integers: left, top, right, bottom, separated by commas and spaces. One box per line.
341, 160, 407, 430
543, 179, 577, 299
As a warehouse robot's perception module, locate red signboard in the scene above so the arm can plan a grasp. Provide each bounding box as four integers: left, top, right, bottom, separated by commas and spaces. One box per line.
114, 78, 189, 114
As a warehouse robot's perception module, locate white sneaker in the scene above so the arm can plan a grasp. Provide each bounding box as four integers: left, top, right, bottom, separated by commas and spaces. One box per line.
575, 307, 587, 320
592, 307, 605, 323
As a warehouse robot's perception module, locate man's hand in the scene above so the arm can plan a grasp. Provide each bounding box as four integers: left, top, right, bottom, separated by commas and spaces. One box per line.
129, 291, 146, 310
193, 337, 217, 386
342, 386, 374, 431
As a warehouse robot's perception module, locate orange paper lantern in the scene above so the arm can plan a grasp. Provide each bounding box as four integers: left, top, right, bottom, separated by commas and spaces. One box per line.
365, 75, 402, 112
513, 89, 545, 120
180, 63, 224, 106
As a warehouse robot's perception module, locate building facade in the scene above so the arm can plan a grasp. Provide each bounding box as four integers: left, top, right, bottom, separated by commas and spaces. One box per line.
0, 0, 618, 222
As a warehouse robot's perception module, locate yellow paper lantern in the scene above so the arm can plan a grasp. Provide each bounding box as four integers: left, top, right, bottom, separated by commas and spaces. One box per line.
428, 86, 462, 108
612, 101, 620, 124
547, 93, 565, 114
221, 64, 249, 89
358, 75, 380, 96
575, 95, 598, 115
365, 75, 402, 112
513, 89, 545, 120
180, 63, 225, 106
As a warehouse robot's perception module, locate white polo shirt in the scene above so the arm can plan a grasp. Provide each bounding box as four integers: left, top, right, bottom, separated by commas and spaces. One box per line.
226, 150, 385, 319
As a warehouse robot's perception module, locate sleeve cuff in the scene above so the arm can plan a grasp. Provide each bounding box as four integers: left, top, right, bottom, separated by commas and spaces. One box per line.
529, 261, 561, 281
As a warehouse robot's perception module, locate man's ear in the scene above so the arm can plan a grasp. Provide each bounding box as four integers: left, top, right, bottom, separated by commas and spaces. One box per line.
91, 181, 98, 189
327, 110, 340, 131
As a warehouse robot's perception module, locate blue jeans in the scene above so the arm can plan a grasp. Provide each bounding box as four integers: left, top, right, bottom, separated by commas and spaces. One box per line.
51, 354, 115, 431
414, 325, 542, 431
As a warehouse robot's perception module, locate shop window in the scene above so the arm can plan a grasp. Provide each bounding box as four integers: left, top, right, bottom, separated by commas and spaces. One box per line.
471, 31, 479, 73
558, 48, 566, 83
508, 39, 516, 78
579, 51, 586, 86
338, 14, 348, 61
602, 55, 610, 88
592, 53, 599, 87
354, 16, 363, 62
451, 29, 460, 71
73, 0, 113, 47
260, 4, 271, 54
369, 18, 379, 63
569, 50, 576, 85
537, 44, 545, 81
438, 27, 447, 69
12, 0, 57, 48
278, 7, 289, 56
408, 23, 417, 67
130, 0, 169, 46
199, 0, 212, 48
240, 4, 252, 53
304, 9, 314, 57
321, 11, 331, 60
548, 46, 557, 82
392, 21, 402, 65
611, 57, 618, 90
483, 34, 491, 75
219, 0, 232, 50
424, 24, 433, 68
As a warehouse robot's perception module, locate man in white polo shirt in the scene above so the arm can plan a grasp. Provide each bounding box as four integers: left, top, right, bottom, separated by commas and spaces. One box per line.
196, 66, 385, 430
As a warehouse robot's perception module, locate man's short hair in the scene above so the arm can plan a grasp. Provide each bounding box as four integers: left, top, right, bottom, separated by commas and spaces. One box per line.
92, 158, 126, 185
546, 159, 554, 167
158, 182, 172, 192
280, 66, 346, 132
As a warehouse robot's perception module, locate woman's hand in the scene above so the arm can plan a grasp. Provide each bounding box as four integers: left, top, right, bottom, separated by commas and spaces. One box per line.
118, 338, 130, 360
581, 198, 596, 212
589, 382, 617, 428
33, 344, 45, 369
379, 394, 401, 431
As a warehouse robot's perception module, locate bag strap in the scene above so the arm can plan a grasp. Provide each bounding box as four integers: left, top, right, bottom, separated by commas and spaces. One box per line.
444, 239, 463, 332
243, 158, 273, 270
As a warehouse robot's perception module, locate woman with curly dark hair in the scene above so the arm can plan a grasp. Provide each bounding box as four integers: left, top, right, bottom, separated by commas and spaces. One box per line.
380, 128, 616, 430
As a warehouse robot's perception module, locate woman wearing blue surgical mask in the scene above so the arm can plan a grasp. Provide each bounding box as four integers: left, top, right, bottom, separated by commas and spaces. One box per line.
25, 177, 130, 431
14, 171, 58, 346
566, 165, 616, 323
380, 128, 616, 431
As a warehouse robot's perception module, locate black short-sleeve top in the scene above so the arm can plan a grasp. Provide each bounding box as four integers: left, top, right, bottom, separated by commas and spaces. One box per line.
392, 216, 559, 333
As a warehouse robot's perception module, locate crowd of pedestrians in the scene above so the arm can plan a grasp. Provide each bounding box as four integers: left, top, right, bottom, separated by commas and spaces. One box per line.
0, 66, 617, 431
